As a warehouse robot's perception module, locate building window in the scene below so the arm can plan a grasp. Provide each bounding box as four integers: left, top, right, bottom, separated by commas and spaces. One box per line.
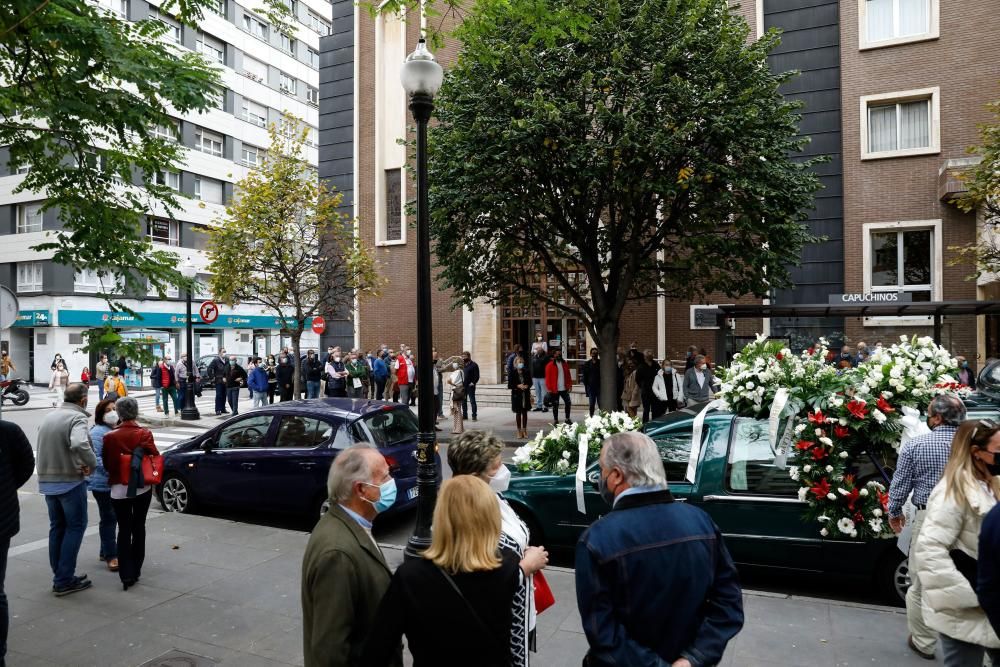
16, 203, 44, 233
306, 10, 331, 35
241, 144, 263, 167
147, 217, 179, 246
151, 10, 181, 44
195, 127, 224, 156
860, 0, 937, 49
211, 89, 226, 111
863, 220, 942, 325
241, 98, 267, 127
147, 279, 180, 299
279, 72, 297, 95
306, 86, 319, 107
279, 33, 296, 55
99, 0, 128, 17
152, 120, 180, 142
305, 127, 318, 147
242, 55, 267, 82
243, 14, 269, 39
74, 267, 103, 293
194, 176, 224, 204
385, 168, 402, 242
196, 33, 224, 63
207, 0, 224, 15
306, 47, 319, 69
15, 161, 30, 175
155, 170, 180, 191
17, 262, 43, 292
68, 333, 84, 345
860, 88, 939, 160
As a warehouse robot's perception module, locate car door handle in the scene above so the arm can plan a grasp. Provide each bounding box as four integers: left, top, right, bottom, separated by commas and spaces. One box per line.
298, 462, 316, 469
241, 462, 256, 470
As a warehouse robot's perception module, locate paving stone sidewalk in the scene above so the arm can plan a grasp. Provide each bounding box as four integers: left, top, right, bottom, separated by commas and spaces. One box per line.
6, 488, 938, 667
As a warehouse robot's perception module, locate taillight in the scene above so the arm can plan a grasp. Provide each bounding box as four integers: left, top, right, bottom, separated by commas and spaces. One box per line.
384, 455, 399, 471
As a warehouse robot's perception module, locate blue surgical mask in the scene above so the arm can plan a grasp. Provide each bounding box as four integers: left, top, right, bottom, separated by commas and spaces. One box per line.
598, 470, 616, 506
364, 478, 397, 513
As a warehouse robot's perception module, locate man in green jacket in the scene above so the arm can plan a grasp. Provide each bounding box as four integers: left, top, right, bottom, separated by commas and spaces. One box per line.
36, 383, 98, 596
301, 446, 402, 667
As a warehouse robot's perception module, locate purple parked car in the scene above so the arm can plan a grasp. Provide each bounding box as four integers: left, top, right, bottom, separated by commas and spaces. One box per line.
156, 399, 431, 520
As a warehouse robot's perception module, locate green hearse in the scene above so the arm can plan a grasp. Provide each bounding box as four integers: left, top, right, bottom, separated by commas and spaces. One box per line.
503, 400, 1000, 604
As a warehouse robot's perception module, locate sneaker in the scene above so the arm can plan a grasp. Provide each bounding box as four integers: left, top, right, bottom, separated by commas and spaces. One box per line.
54, 578, 92, 597
472, 416, 478, 421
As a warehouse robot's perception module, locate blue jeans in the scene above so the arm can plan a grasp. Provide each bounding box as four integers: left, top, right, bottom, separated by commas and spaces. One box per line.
462, 384, 477, 419
97, 380, 106, 401
45, 483, 88, 588
1, 535, 8, 666
532, 378, 546, 409
215, 382, 227, 414
939, 633, 1000, 667
227, 387, 241, 414
306, 380, 320, 399
91, 490, 117, 560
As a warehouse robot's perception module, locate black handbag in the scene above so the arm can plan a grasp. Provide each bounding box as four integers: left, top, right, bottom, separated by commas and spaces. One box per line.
950, 549, 978, 587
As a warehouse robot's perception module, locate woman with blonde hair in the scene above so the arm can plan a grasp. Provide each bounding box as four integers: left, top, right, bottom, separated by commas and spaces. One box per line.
915, 418, 1000, 665
363, 476, 548, 666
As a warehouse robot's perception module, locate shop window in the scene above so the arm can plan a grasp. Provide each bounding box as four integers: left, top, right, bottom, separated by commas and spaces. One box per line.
17, 262, 43, 292
195, 127, 224, 157
861, 88, 939, 160
860, 0, 937, 49
147, 218, 179, 246
16, 202, 44, 233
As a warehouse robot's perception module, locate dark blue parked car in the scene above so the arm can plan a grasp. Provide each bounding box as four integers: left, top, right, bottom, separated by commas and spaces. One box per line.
156, 399, 428, 520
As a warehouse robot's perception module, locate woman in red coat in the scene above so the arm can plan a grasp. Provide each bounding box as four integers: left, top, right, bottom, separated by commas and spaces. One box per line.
100, 396, 159, 590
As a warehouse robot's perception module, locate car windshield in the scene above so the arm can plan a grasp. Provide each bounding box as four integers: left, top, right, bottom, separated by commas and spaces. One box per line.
358, 408, 419, 447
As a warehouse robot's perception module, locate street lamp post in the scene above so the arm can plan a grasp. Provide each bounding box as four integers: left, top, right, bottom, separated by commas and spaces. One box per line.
180, 258, 201, 421
401, 38, 444, 559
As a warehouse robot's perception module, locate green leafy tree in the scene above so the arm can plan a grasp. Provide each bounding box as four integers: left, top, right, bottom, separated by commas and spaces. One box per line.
426, 0, 822, 409
950, 95, 1000, 276
204, 115, 384, 397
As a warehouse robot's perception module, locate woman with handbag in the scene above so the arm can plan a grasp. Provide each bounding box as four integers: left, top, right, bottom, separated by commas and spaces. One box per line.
363, 476, 548, 666
448, 362, 466, 435
914, 418, 1000, 665
100, 397, 160, 591
446, 431, 551, 666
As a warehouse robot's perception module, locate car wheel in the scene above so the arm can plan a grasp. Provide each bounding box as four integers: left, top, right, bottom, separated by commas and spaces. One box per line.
876, 549, 909, 606
510, 503, 544, 547
160, 475, 195, 514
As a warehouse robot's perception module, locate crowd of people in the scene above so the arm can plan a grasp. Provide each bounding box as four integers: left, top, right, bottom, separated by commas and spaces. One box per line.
301, 429, 745, 666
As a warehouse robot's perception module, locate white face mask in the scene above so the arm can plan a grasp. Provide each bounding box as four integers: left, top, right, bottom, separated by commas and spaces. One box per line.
333, 356, 341, 362
104, 410, 119, 427
488, 464, 511, 494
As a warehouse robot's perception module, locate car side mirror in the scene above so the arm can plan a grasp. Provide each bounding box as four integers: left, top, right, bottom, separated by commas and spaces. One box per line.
588, 469, 601, 489
201, 438, 214, 452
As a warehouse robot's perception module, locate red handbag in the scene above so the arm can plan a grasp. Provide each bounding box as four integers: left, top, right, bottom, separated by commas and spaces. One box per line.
118, 451, 165, 487
533, 571, 555, 614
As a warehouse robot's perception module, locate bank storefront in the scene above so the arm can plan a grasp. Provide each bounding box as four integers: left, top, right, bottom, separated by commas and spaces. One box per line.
4, 300, 318, 386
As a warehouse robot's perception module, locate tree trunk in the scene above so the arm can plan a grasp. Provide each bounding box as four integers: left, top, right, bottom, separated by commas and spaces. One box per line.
291, 329, 303, 399
595, 320, 621, 413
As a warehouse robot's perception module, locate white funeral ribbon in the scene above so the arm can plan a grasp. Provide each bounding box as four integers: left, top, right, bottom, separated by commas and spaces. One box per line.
768, 388, 791, 468
575, 432, 590, 514
687, 400, 724, 483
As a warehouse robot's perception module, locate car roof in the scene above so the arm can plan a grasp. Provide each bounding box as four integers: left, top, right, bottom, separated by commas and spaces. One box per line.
250, 398, 405, 421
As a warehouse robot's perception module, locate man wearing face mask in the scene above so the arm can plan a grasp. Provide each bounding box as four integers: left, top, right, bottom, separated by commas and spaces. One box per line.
301, 446, 401, 667
957, 356, 977, 389
577, 432, 743, 667
545, 348, 573, 426
277, 354, 295, 402
887, 394, 966, 660
225, 356, 247, 416
682, 354, 714, 403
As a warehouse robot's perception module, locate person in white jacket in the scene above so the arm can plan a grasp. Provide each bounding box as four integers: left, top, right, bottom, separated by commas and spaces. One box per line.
652, 359, 683, 416
915, 418, 1000, 666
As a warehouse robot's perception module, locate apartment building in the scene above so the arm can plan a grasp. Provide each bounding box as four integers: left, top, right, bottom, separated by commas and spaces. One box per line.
0, 0, 328, 384
323, 0, 1000, 380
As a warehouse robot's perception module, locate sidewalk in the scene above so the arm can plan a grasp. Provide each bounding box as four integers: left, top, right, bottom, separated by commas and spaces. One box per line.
6, 490, 934, 667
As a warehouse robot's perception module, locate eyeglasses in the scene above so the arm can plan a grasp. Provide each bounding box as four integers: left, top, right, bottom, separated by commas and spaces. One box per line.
971, 419, 999, 442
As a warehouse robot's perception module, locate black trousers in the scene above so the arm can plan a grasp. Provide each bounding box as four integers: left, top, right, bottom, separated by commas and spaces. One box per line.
551, 390, 572, 423
111, 491, 152, 584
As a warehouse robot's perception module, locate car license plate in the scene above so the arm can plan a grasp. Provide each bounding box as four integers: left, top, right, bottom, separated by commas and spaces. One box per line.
408, 486, 419, 500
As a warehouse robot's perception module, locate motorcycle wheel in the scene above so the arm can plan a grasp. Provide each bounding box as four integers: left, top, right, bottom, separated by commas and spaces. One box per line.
11, 390, 29, 406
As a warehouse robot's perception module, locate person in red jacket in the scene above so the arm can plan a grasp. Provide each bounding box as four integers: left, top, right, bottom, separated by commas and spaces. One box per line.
545, 348, 574, 426
100, 397, 159, 590
395, 351, 412, 405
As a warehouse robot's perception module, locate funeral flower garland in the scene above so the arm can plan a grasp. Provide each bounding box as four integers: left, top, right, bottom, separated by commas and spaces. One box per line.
512, 412, 642, 474
718, 334, 965, 540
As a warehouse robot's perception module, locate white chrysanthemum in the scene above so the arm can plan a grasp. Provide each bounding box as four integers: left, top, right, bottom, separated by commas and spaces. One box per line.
873, 409, 886, 424
837, 517, 855, 534
802, 465, 812, 473
788, 466, 800, 481
873, 508, 883, 517
795, 423, 806, 434
825, 465, 834, 473
859, 488, 869, 497
797, 486, 809, 502
555, 459, 570, 472
827, 493, 837, 501
561, 450, 572, 460
819, 437, 833, 447
839, 451, 849, 459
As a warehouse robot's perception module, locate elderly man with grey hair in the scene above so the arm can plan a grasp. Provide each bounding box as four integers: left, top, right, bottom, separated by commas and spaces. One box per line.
887, 393, 967, 660
36, 382, 98, 596
576, 432, 743, 667
301, 445, 401, 667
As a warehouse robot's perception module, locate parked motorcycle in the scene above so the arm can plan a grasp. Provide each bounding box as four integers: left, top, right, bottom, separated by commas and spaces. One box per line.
1, 377, 30, 406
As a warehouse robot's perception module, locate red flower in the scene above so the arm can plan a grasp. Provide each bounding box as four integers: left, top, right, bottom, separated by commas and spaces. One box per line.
877, 490, 889, 509
807, 347, 815, 355
775, 352, 784, 361
853, 512, 864, 523
844, 487, 861, 511
810, 478, 830, 499
834, 425, 850, 439
808, 410, 826, 425
846, 399, 868, 420
811, 446, 827, 461
876, 396, 895, 414
795, 439, 813, 451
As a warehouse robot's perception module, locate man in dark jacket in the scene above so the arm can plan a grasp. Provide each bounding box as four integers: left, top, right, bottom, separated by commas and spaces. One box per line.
304, 351, 323, 399
207, 349, 229, 416
461, 351, 480, 421
581, 347, 602, 417
530, 348, 549, 412
301, 446, 401, 667
1, 420, 34, 664
576, 432, 743, 667
979, 502, 1000, 635
224, 356, 248, 415
635, 350, 659, 424
276, 353, 296, 401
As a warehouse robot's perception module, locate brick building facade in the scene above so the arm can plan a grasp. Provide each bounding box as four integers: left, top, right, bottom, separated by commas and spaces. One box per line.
318, 0, 1000, 381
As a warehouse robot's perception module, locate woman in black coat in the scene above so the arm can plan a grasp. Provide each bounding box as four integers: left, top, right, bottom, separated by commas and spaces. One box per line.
276, 354, 295, 401
508, 355, 532, 439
